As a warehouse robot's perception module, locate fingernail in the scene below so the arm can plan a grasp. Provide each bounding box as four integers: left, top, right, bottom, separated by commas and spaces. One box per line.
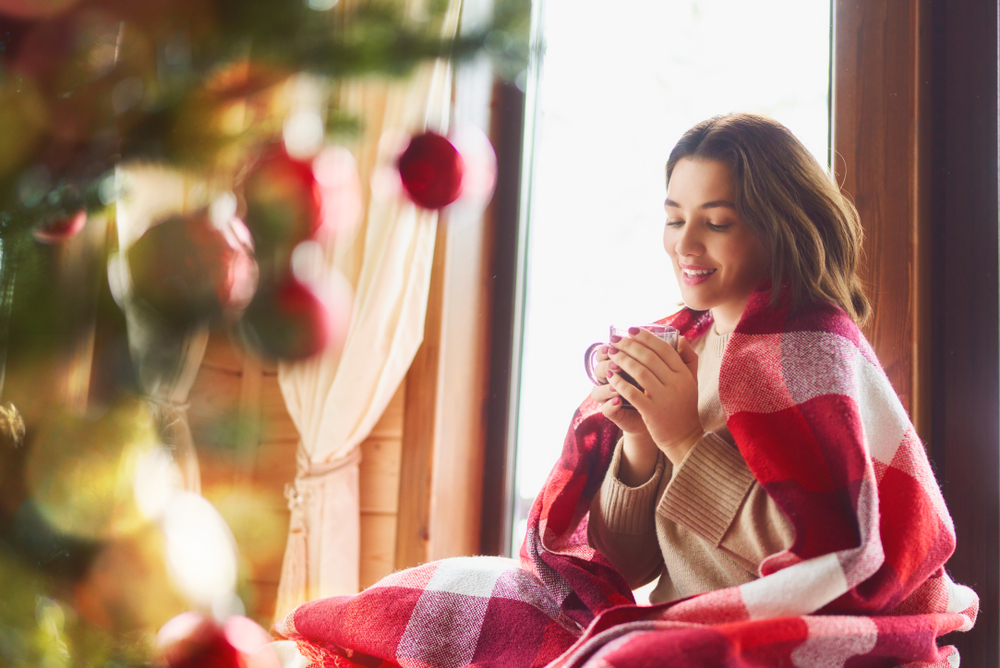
611, 396, 620, 406
609, 385, 618, 394
606, 370, 614, 379
609, 361, 620, 371
628, 326, 641, 335
600, 345, 608, 355
608, 347, 619, 355
609, 334, 622, 343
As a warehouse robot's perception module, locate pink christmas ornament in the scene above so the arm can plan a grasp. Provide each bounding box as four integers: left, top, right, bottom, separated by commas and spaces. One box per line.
156, 612, 280, 668
32, 210, 86, 244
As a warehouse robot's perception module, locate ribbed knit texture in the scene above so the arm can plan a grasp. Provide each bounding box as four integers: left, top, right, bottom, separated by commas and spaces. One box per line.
599, 441, 665, 535
658, 432, 756, 545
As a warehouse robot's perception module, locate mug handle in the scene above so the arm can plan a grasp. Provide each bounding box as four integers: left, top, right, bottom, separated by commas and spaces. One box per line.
584, 341, 605, 386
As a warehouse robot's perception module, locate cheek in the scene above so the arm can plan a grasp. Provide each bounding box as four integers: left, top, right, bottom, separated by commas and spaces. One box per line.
662, 229, 676, 259
727, 241, 768, 283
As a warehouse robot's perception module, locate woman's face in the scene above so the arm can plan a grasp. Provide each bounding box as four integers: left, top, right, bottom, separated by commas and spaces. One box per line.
663, 158, 769, 329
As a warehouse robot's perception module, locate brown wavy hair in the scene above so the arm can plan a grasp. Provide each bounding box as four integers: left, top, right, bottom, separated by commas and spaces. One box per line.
666, 113, 871, 325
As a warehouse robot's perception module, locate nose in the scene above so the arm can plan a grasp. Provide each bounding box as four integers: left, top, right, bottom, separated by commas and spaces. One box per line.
672, 223, 703, 258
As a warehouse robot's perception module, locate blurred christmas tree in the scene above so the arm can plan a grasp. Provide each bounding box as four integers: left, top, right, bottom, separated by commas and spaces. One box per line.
0, 0, 528, 665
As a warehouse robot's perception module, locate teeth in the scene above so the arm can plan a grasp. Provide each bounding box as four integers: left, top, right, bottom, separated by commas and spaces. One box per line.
683, 268, 716, 276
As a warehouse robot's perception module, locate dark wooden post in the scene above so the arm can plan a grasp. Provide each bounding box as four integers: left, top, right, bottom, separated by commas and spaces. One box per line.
834, 0, 999, 662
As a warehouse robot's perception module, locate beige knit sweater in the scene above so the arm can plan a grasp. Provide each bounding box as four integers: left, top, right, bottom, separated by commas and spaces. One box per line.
588, 325, 795, 604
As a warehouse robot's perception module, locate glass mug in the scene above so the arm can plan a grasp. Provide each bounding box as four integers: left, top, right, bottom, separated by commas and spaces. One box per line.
584, 324, 679, 408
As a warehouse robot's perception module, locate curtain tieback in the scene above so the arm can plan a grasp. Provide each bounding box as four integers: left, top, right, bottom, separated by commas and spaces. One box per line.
143, 396, 191, 410
284, 444, 362, 515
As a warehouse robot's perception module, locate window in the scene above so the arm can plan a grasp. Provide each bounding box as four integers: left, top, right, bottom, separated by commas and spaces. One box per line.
511, 0, 833, 556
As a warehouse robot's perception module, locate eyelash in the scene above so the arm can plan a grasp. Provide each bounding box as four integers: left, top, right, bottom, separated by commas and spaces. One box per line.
665, 220, 732, 232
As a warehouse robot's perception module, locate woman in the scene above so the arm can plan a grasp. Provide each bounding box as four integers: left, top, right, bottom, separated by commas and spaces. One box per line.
586, 113, 867, 603
273, 114, 977, 667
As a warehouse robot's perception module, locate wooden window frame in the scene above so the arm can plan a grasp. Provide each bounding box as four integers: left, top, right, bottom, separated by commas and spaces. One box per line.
833, 0, 999, 661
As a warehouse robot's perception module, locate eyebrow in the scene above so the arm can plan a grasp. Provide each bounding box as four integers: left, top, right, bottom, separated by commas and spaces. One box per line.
664, 198, 737, 210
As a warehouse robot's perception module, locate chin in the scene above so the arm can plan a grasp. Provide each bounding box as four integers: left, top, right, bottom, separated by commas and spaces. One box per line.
677, 289, 710, 313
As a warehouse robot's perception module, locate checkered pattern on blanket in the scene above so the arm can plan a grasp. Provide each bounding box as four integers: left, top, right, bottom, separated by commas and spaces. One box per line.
274, 288, 977, 667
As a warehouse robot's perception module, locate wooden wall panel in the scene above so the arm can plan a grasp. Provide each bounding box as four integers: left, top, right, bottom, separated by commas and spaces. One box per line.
397, 222, 446, 569
360, 438, 402, 513
259, 368, 301, 443
360, 513, 398, 588
188, 331, 407, 622
360, 390, 405, 587
396, 191, 496, 566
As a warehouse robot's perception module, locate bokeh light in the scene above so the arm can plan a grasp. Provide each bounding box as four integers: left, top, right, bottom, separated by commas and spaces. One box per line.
25, 399, 158, 541
162, 492, 239, 608
133, 446, 185, 521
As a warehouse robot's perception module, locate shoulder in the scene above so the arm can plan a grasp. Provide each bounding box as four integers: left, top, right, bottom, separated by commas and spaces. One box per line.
720, 297, 885, 416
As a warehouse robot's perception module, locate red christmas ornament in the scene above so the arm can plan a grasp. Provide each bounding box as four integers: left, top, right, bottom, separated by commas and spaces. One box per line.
397, 131, 465, 209
156, 612, 280, 668
243, 145, 323, 252
32, 210, 87, 244
239, 276, 331, 360
128, 212, 257, 327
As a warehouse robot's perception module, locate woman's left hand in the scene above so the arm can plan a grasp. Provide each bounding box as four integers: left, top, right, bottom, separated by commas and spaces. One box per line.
607, 328, 703, 466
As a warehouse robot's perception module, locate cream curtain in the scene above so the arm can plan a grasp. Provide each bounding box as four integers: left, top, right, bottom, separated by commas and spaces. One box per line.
273, 0, 462, 619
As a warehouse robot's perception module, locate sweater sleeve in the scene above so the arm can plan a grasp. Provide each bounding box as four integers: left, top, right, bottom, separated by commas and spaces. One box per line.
587, 437, 668, 589
657, 431, 794, 573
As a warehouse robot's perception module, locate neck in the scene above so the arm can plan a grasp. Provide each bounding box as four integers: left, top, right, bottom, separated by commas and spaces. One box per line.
711, 298, 749, 335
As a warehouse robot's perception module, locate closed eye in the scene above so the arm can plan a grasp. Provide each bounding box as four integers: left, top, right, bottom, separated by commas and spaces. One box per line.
666, 220, 684, 228
707, 222, 732, 231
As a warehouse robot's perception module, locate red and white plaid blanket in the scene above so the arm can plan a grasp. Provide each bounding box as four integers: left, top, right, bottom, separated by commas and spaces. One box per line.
274, 288, 978, 667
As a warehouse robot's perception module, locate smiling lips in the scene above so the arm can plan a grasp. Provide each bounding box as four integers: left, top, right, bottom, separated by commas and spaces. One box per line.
680, 263, 717, 285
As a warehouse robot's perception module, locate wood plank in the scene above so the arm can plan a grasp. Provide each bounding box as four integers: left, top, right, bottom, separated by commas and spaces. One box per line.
359, 437, 402, 514
832, 0, 924, 428
426, 211, 491, 561
396, 220, 447, 569
360, 513, 397, 588
368, 383, 405, 440
188, 365, 243, 444
245, 580, 279, 628
253, 439, 298, 502
259, 371, 300, 442
200, 329, 246, 373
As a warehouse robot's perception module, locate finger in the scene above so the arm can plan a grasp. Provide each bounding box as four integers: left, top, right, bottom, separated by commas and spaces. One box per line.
677, 336, 699, 379
608, 367, 648, 408
590, 381, 617, 403
676, 336, 697, 365
600, 393, 626, 422
608, 342, 670, 391
592, 357, 613, 384
615, 332, 684, 376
